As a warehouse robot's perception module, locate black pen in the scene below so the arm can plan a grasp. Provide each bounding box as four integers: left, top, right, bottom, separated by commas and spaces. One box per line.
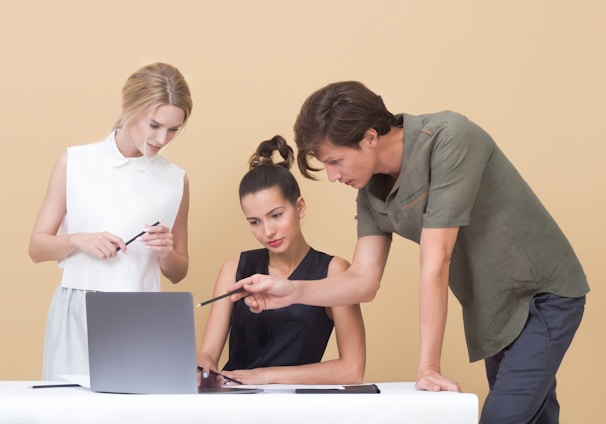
117, 219, 163, 251
196, 287, 245, 307
30, 383, 81, 389
198, 366, 243, 385
210, 370, 243, 385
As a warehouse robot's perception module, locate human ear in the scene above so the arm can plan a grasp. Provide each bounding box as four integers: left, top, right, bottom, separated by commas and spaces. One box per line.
361, 129, 379, 148
296, 197, 306, 218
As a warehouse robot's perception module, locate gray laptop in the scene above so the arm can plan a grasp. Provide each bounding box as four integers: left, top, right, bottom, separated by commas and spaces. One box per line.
85, 291, 261, 394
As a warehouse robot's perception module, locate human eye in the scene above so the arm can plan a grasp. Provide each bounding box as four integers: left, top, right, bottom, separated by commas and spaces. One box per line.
271, 212, 283, 219
248, 219, 260, 226
149, 121, 160, 129
169, 127, 180, 133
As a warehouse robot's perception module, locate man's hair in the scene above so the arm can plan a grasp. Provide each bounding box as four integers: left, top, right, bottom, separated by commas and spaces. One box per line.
293, 81, 396, 179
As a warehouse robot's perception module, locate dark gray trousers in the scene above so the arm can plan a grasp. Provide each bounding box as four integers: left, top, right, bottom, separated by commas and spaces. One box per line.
480, 293, 586, 424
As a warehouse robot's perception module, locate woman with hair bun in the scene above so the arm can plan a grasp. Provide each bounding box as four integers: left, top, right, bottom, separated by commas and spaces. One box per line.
197, 135, 365, 386
29, 62, 193, 380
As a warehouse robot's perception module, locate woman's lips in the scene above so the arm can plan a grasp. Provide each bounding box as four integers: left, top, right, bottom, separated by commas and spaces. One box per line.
267, 239, 283, 248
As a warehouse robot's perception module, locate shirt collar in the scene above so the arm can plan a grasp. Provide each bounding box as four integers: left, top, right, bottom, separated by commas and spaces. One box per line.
363, 113, 424, 206
103, 131, 157, 169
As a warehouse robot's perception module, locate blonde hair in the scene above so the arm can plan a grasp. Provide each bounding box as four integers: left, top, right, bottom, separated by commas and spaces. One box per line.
114, 63, 193, 130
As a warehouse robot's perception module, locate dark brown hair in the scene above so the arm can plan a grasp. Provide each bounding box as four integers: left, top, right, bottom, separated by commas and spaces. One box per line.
294, 81, 397, 179
239, 135, 301, 205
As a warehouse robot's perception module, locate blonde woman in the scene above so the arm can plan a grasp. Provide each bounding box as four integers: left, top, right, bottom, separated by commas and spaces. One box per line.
29, 63, 193, 380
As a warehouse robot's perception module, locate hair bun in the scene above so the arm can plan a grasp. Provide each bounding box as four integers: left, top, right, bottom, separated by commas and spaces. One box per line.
249, 155, 274, 169
248, 135, 294, 170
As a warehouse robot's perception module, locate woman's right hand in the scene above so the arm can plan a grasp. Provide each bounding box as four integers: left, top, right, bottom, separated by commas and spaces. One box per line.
71, 232, 126, 259
197, 364, 223, 388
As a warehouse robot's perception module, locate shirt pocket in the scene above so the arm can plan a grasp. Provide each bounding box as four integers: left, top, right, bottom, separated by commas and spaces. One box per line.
389, 186, 429, 242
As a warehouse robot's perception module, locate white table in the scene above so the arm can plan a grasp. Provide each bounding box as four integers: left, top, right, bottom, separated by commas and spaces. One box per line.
0, 381, 478, 424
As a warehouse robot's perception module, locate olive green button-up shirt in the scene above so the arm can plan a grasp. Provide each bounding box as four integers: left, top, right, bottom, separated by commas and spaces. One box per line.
356, 111, 589, 361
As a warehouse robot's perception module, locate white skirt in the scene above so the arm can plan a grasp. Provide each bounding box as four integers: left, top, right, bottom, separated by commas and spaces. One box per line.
42, 286, 91, 380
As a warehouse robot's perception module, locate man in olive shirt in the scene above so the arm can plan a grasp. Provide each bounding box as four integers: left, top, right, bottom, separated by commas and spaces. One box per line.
233, 81, 589, 423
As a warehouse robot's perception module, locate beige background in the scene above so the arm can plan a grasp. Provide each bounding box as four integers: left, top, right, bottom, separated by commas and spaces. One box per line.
1, 1, 604, 421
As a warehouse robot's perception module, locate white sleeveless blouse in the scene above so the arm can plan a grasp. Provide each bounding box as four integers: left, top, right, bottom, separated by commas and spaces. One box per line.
59, 132, 185, 291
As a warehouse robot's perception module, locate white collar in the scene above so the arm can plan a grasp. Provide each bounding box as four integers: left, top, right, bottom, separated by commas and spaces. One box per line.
104, 131, 157, 170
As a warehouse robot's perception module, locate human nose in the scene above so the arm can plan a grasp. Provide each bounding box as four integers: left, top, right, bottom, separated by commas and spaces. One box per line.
263, 221, 276, 237
325, 166, 341, 183
156, 129, 171, 145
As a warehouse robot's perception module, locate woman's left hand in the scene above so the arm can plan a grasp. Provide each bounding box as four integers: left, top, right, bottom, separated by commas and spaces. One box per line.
221, 368, 269, 385
140, 224, 173, 259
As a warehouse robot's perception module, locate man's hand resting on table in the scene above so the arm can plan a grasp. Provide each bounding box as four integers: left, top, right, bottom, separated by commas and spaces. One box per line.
416, 369, 462, 392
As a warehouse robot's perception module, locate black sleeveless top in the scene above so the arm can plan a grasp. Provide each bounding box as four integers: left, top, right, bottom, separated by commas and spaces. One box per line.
223, 248, 334, 371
